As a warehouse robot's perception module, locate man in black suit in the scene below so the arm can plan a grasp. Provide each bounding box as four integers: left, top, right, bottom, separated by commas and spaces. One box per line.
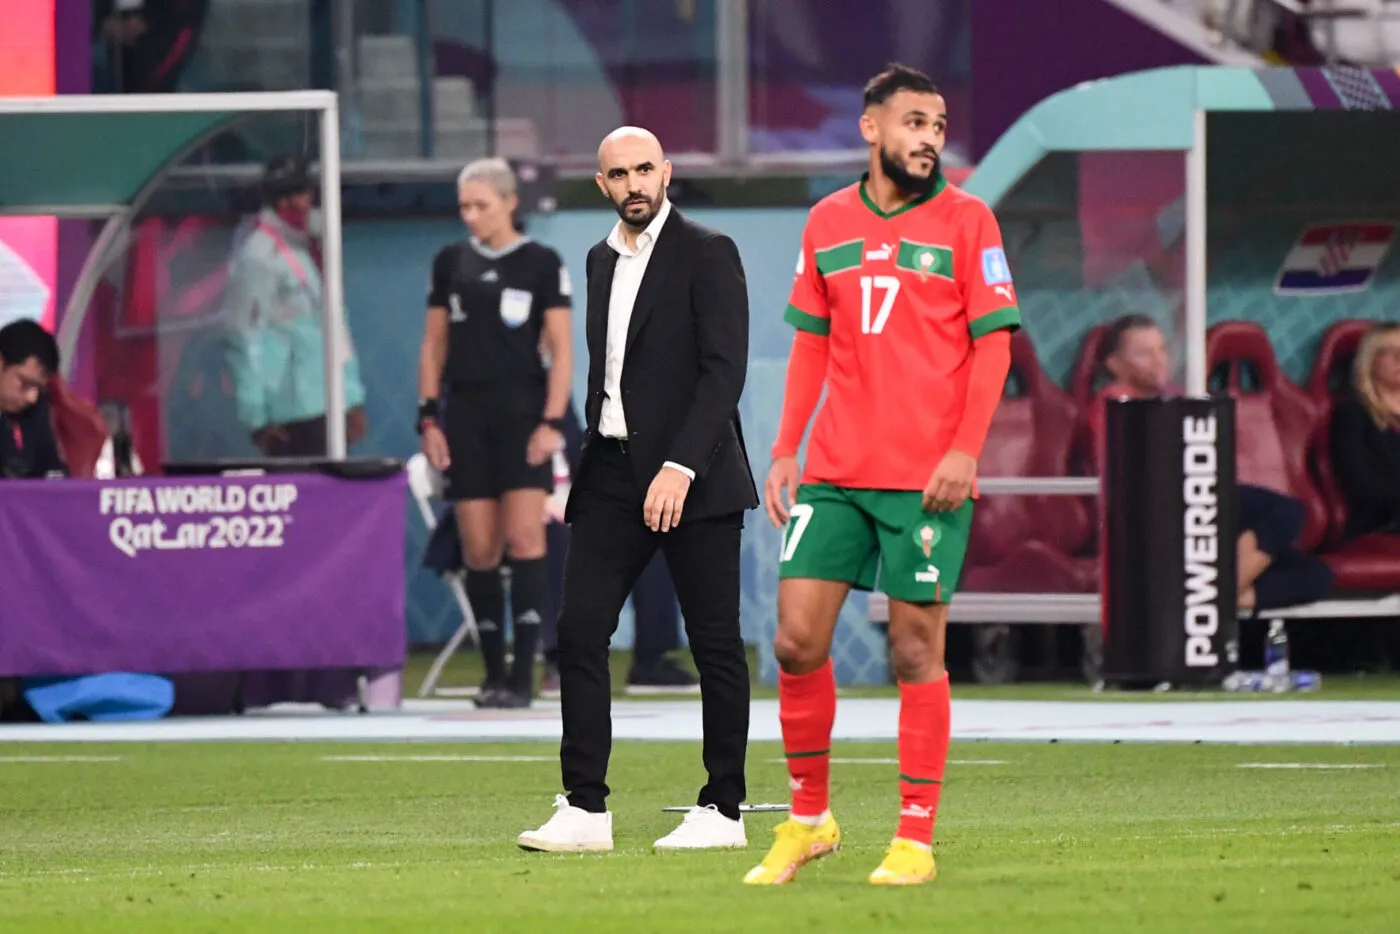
518, 127, 758, 854
540, 399, 699, 699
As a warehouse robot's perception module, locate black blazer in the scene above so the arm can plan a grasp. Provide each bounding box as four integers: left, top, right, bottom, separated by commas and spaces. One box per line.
570, 207, 759, 524
0, 397, 66, 479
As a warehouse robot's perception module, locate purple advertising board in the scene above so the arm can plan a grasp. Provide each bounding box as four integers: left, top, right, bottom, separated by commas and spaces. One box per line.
0, 473, 407, 677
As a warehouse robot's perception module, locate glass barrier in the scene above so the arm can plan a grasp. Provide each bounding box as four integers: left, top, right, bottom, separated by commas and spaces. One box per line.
93, 0, 314, 96
747, 0, 972, 163
89, 0, 984, 169
67, 110, 365, 469
957, 147, 1186, 596
1003, 149, 1189, 402
426, 0, 719, 165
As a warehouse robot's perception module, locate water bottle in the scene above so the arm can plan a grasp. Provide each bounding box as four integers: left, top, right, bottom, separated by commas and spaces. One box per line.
1264, 620, 1290, 677
1224, 667, 1319, 694
1222, 670, 1268, 692
1289, 670, 1322, 692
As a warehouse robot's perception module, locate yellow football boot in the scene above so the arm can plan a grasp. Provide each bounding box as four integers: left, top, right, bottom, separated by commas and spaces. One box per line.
741, 814, 841, 885
868, 838, 937, 886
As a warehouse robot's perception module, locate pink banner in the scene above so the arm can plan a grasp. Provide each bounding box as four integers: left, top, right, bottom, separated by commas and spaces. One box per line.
0, 0, 59, 332
0, 216, 59, 331
0, 0, 55, 95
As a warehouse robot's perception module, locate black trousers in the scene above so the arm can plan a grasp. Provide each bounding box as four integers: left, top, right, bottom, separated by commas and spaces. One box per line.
1238, 484, 1333, 610
543, 521, 570, 663
557, 439, 749, 815
260, 416, 326, 457
631, 552, 682, 667
544, 533, 681, 669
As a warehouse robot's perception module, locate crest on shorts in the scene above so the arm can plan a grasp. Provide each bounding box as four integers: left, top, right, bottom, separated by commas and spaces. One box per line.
913, 522, 940, 558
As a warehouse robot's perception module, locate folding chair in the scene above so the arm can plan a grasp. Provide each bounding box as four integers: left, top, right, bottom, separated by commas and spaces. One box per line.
407, 453, 482, 698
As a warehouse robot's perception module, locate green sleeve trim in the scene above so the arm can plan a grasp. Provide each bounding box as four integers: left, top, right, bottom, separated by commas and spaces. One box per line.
969, 305, 1022, 339
784, 303, 831, 336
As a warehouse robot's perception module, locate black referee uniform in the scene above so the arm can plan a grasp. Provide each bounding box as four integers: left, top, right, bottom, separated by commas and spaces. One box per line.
428, 235, 572, 704
430, 236, 570, 498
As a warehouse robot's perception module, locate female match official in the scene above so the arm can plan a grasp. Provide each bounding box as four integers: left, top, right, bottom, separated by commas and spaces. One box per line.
416, 158, 573, 709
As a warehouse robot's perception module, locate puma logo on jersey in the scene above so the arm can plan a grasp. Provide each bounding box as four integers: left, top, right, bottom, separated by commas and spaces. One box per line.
995, 284, 1014, 302
864, 241, 897, 262
915, 565, 940, 583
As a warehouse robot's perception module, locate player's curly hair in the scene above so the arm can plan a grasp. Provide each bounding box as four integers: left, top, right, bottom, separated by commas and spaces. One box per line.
863, 63, 939, 108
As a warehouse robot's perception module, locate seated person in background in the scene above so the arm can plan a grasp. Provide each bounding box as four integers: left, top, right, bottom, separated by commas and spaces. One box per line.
0, 320, 65, 479
1089, 314, 1331, 611
1330, 322, 1400, 541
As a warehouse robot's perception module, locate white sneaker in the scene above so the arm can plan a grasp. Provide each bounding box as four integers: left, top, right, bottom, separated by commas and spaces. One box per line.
653, 805, 747, 851
517, 794, 614, 852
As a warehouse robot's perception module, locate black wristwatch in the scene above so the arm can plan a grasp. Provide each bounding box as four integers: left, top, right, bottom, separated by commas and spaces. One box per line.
542, 416, 565, 432
416, 398, 439, 434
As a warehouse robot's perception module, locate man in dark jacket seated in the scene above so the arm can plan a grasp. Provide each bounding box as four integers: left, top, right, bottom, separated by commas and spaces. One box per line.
0, 319, 65, 479
1089, 314, 1332, 611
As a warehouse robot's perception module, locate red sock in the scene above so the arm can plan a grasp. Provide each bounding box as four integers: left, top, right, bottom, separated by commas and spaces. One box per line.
779, 659, 836, 819
896, 674, 950, 845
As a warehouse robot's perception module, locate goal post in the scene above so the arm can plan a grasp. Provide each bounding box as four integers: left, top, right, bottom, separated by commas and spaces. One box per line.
0, 91, 351, 459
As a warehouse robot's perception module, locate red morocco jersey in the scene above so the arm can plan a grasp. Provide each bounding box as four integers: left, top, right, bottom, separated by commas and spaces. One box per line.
785, 175, 1021, 490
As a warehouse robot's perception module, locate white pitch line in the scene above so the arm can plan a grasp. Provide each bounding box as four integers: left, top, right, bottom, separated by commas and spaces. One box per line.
321, 755, 553, 763
1237, 763, 1384, 770
0, 756, 122, 763
766, 758, 1010, 766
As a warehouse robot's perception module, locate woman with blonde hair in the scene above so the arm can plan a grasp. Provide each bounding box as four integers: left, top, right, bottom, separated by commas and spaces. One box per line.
417, 157, 573, 708
1330, 322, 1400, 541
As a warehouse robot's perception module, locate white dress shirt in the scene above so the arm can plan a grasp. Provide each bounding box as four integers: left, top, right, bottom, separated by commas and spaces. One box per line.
599, 198, 695, 481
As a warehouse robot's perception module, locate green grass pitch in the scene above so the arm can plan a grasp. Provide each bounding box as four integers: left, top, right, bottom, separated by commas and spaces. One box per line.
1, 738, 1396, 933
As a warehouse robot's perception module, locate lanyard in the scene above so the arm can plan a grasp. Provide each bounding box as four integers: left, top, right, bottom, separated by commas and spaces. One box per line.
255, 221, 319, 299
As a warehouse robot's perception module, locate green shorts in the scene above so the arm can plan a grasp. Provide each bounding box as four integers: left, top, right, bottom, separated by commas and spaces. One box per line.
777, 482, 973, 604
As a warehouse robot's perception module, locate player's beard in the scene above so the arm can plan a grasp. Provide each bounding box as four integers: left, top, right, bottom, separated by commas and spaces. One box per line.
880, 147, 941, 199
613, 189, 664, 230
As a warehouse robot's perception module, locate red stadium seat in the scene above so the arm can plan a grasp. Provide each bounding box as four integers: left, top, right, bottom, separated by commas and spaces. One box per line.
1308, 415, 1347, 550
962, 332, 1092, 592
1069, 323, 1111, 406
1322, 534, 1400, 592
1307, 319, 1371, 400
1304, 321, 1372, 547
960, 540, 1090, 595
1205, 321, 1329, 551
47, 376, 110, 479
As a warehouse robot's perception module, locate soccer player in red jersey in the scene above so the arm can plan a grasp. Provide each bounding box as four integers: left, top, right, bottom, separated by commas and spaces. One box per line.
743, 64, 1019, 886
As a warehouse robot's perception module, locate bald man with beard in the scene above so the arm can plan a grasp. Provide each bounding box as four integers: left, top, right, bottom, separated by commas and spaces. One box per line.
518, 127, 759, 854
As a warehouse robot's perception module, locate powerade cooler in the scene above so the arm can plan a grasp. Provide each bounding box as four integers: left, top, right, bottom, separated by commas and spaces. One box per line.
1101, 397, 1240, 687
